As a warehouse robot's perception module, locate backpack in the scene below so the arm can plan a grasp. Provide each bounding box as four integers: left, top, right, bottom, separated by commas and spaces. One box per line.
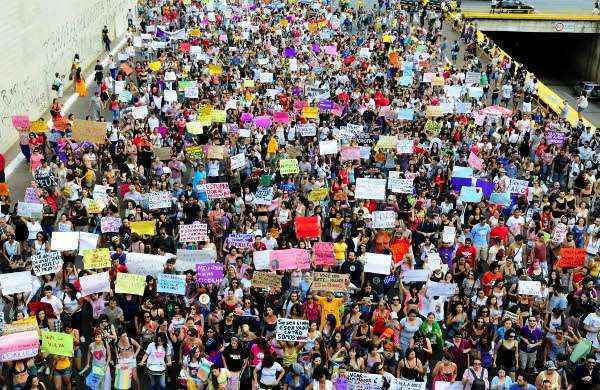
469, 368, 486, 390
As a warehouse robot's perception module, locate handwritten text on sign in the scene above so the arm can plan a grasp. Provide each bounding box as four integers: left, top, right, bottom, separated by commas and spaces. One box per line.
179, 222, 208, 242
276, 318, 309, 341
31, 251, 63, 276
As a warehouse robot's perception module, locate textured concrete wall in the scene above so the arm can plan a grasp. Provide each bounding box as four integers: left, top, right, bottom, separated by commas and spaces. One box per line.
0, 0, 136, 153
475, 19, 600, 33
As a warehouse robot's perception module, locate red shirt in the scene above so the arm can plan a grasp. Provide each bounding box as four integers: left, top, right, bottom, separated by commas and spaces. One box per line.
490, 225, 510, 244
455, 244, 477, 268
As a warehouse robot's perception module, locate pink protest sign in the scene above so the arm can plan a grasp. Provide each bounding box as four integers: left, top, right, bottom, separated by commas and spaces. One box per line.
273, 111, 290, 124
269, 249, 311, 270
313, 242, 335, 266
11, 115, 30, 129
0, 331, 39, 362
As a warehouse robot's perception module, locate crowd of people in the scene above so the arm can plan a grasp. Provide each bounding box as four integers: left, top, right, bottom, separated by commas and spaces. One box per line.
2, 0, 600, 389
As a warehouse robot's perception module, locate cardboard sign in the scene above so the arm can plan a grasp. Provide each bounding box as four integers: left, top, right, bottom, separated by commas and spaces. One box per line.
0, 331, 39, 362
363, 253, 392, 275
100, 216, 122, 233
557, 247, 586, 268
175, 249, 216, 273
72, 120, 107, 144
347, 372, 384, 390
230, 153, 246, 170
51, 232, 79, 251
518, 280, 541, 296
388, 178, 414, 194
41, 331, 73, 357
179, 222, 208, 242
295, 216, 321, 239
276, 318, 309, 341
371, 211, 396, 228
31, 251, 63, 276
402, 269, 430, 283
82, 248, 111, 269
157, 274, 186, 295
279, 159, 300, 175
130, 221, 156, 236
79, 272, 110, 296
251, 272, 283, 289
355, 178, 386, 200
148, 191, 172, 209
204, 183, 231, 199
196, 263, 224, 284
389, 379, 426, 390
0, 272, 33, 295
313, 242, 335, 266
270, 249, 311, 270
115, 273, 146, 296
427, 281, 458, 297
311, 272, 348, 292
154, 146, 172, 161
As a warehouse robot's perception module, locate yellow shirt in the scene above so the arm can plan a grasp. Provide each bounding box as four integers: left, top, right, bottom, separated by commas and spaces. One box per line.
55, 356, 71, 370
316, 296, 344, 328
333, 242, 347, 262
267, 137, 279, 155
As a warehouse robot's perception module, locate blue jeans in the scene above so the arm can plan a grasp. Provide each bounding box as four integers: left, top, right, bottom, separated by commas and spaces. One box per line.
148, 372, 166, 390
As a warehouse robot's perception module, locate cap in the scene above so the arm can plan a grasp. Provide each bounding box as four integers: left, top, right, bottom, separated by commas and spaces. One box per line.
545, 361, 556, 370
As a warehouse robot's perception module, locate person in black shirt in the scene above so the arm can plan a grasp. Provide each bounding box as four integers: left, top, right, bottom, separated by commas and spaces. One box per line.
341, 251, 364, 288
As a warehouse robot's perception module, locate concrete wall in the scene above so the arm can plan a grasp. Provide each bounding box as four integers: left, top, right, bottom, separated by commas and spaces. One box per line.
571, 36, 600, 82
0, 0, 136, 153
474, 19, 600, 34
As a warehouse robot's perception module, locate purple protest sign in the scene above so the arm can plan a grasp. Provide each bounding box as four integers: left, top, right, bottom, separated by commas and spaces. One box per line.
283, 47, 296, 58
240, 112, 254, 122
318, 100, 333, 110
546, 131, 565, 145
254, 116, 272, 128
311, 43, 320, 53
196, 263, 224, 284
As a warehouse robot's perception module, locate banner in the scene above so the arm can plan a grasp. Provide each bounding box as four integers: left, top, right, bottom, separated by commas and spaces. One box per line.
295, 216, 321, 239
31, 251, 63, 276
79, 272, 110, 296
348, 372, 383, 390
17, 202, 43, 219
148, 191, 172, 209
82, 248, 111, 269
251, 272, 283, 289
2, 317, 38, 335
363, 253, 392, 275
371, 211, 396, 228
196, 263, 224, 284
427, 281, 458, 297
41, 331, 73, 357
518, 280, 541, 296
468, 152, 483, 170
179, 223, 208, 242
225, 233, 254, 248
442, 226, 456, 243
311, 272, 348, 292
279, 159, 300, 175
254, 186, 274, 205
402, 269, 430, 283
204, 183, 231, 199
355, 178, 386, 200
115, 273, 146, 295
100, 216, 122, 233
276, 318, 309, 341
130, 221, 156, 236
0, 271, 33, 295
508, 178, 528, 195
157, 274, 186, 295
307, 188, 329, 202
313, 242, 335, 266
0, 331, 39, 362
270, 249, 311, 270
557, 248, 586, 268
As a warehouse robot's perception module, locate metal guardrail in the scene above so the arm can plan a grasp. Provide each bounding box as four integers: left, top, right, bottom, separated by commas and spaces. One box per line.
462, 11, 600, 21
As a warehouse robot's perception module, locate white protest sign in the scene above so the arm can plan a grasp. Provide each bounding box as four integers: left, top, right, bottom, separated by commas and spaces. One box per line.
388, 178, 414, 194
79, 272, 111, 296
100, 217, 122, 233
363, 253, 392, 275
50, 232, 79, 251
397, 139, 414, 154
434, 382, 464, 390
203, 183, 232, 199
390, 379, 427, 390
17, 202, 43, 219
253, 250, 272, 270
78, 232, 99, 254
348, 372, 383, 390
0, 272, 33, 295
355, 178, 387, 200
427, 281, 458, 297
551, 223, 568, 244
297, 124, 316, 137
125, 252, 170, 277
402, 269, 430, 283
230, 153, 246, 170
371, 211, 396, 228
518, 280, 541, 296
508, 178, 528, 195
148, 191, 172, 209
319, 140, 339, 155
276, 318, 309, 341
179, 222, 209, 242
163, 89, 178, 102
442, 226, 456, 243
131, 105, 149, 119
31, 251, 63, 276
175, 249, 216, 272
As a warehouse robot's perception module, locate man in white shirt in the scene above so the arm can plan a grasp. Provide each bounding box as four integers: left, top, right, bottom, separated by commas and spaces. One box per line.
506, 209, 525, 238
40, 286, 63, 316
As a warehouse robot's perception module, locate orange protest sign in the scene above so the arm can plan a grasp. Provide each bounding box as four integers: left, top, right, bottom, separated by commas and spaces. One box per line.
391, 240, 410, 263
0, 183, 9, 196
556, 247, 586, 268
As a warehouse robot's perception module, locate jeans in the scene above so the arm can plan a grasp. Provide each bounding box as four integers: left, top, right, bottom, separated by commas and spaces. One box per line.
519, 350, 537, 370
148, 372, 166, 390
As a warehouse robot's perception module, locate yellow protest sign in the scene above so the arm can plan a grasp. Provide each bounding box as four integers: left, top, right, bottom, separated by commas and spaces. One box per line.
279, 159, 299, 175
432, 76, 445, 87
308, 22, 318, 33
41, 331, 74, 357
307, 188, 329, 202
199, 105, 214, 116
278, 19, 289, 27
302, 106, 319, 119
130, 220, 156, 236
375, 135, 397, 149
148, 61, 162, 72
82, 198, 104, 214
82, 248, 111, 270
186, 122, 204, 135
426, 105, 444, 117
115, 273, 146, 295
198, 114, 213, 127
189, 28, 201, 37
243, 79, 255, 88
208, 64, 222, 76
211, 110, 227, 123
383, 34, 393, 43
30, 119, 48, 133
3, 316, 39, 335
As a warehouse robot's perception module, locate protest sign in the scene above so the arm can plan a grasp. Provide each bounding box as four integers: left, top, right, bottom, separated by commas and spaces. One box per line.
489, 192, 511, 206
551, 223, 568, 244
115, 273, 146, 295
348, 372, 384, 390
371, 211, 396, 228
130, 220, 156, 236
459, 186, 483, 203
307, 188, 329, 202
225, 233, 254, 248
251, 272, 283, 289
100, 216, 122, 233
319, 140, 339, 155
253, 251, 272, 271
154, 146, 172, 161
311, 272, 349, 292
31, 251, 63, 276
24, 187, 40, 203
72, 120, 107, 144
279, 159, 300, 175
518, 280, 542, 296
196, 263, 224, 284
313, 242, 335, 266
388, 178, 414, 194
270, 249, 311, 270
124, 253, 170, 277
465, 71, 481, 86
433, 382, 464, 390
11, 115, 30, 129
157, 274, 186, 295
175, 249, 216, 272
131, 105, 148, 119
297, 123, 317, 137
34, 170, 57, 188
17, 202, 43, 219
179, 222, 208, 242
230, 153, 246, 170
427, 281, 458, 297
83, 198, 104, 214
50, 232, 79, 251
376, 135, 397, 149
355, 178, 387, 200
546, 131, 565, 145
204, 183, 231, 199
389, 379, 426, 390
397, 109, 414, 121
2, 317, 38, 335
468, 151, 483, 170
82, 248, 111, 269
442, 226, 456, 243
363, 253, 392, 275
451, 166, 473, 178
78, 232, 99, 254
340, 147, 360, 162
557, 248, 586, 268
148, 191, 172, 209
79, 272, 110, 296
402, 269, 430, 283
254, 186, 274, 205
295, 216, 321, 239
396, 139, 414, 154
276, 318, 309, 341
0, 271, 33, 295
0, 331, 39, 362
41, 331, 73, 357
508, 178, 528, 195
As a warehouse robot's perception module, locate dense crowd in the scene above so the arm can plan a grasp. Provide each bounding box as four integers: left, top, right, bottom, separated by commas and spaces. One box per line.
1, 0, 600, 389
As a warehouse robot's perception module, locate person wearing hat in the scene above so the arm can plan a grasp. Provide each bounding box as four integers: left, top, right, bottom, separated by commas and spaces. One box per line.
282, 362, 310, 390
535, 361, 561, 390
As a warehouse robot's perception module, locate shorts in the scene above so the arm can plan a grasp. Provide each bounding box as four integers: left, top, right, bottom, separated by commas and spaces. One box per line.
54, 367, 72, 377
